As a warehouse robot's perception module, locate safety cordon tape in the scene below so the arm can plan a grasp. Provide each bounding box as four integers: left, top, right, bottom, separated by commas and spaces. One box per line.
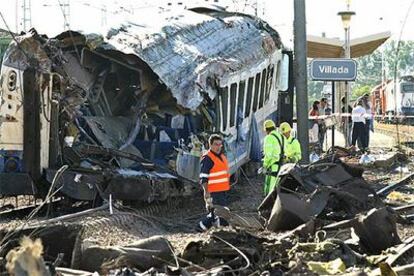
305, 113, 414, 120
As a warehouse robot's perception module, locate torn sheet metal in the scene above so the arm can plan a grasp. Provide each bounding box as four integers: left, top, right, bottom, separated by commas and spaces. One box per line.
353, 207, 401, 254
2, 31, 51, 72
87, 9, 281, 110
266, 191, 329, 232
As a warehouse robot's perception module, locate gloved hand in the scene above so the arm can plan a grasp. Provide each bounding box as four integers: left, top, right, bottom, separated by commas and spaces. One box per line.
258, 167, 267, 175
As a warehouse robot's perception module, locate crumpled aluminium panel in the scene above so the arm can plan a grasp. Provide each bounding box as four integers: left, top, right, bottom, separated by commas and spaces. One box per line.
98, 9, 281, 110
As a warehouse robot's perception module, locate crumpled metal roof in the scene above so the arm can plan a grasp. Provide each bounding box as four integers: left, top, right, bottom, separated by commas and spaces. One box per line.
88, 9, 282, 110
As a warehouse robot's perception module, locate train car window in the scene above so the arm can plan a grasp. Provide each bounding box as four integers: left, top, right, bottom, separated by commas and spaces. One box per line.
220, 86, 228, 131
215, 96, 221, 131
266, 65, 274, 103
259, 69, 267, 108
402, 84, 414, 93
238, 80, 246, 121
276, 60, 282, 87
253, 73, 261, 112
230, 83, 237, 127
245, 77, 254, 118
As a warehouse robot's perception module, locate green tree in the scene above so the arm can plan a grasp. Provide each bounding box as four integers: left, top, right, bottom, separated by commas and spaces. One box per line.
352, 85, 371, 99
383, 40, 414, 78
352, 39, 414, 97
307, 80, 324, 107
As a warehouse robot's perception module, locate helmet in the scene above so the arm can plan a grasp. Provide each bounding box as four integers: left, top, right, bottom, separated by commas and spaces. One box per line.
263, 119, 276, 130
280, 122, 292, 133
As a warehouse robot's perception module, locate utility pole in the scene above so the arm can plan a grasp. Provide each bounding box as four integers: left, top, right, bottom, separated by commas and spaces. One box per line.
22, 0, 32, 32
15, 0, 19, 33
62, 0, 70, 30
293, 0, 309, 163
101, 4, 108, 27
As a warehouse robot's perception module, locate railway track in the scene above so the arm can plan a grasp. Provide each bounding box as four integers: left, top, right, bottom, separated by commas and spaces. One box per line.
375, 122, 414, 148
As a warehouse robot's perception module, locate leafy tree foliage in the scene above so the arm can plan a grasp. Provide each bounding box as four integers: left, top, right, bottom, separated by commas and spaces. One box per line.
353, 40, 414, 97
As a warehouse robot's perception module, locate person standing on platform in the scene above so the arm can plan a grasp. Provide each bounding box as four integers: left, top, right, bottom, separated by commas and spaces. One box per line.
351, 100, 368, 152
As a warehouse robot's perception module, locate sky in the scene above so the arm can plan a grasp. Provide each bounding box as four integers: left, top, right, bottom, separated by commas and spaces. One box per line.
0, 0, 413, 47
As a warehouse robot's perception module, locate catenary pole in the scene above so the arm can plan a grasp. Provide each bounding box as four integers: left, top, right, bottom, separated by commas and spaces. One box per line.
294, 0, 309, 163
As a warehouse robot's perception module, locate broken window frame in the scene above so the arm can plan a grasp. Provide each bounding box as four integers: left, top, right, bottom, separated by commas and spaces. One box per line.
238, 80, 246, 123
245, 77, 254, 118
215, 95, 222, 132
230, 83, 237, 128
252, 73, 261, 112
259, 68, 267, 109
275, 60, 281, 93
265, 64, 274, 103
220, 86, 229, 132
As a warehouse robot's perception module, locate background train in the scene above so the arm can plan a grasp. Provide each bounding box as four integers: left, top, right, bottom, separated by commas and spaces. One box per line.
0, 5, 294, 205
371, 75, 414, 122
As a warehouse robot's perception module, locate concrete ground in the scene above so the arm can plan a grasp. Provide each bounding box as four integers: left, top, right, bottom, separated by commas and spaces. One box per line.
322, 128, 397, 150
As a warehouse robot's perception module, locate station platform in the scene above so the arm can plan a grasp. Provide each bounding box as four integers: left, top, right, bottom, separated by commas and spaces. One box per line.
322, 128, 397, 150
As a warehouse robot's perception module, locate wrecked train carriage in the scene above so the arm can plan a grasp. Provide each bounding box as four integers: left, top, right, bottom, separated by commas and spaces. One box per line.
0, 8, 293, 202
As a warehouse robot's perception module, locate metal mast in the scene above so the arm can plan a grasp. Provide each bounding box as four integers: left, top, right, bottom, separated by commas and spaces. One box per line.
22, 0, 32, 32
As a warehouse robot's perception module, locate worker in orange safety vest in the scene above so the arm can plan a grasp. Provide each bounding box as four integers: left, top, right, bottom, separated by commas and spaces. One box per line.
196, 134, 230, 232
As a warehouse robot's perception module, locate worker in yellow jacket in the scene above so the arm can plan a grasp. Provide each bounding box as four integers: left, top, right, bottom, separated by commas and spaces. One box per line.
280, 122, 302, 163
262, 119, 285, 196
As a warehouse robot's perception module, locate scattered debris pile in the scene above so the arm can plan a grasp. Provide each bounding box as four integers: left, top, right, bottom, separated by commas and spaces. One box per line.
2, 153, 414, 275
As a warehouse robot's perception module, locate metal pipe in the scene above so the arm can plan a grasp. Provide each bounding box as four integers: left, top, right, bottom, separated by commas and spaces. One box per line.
344, 26, 351, 147
293, 0, 309, 163
331, 81, 335, 149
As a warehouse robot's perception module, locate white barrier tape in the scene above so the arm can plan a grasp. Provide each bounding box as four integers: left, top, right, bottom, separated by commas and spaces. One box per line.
306, 113, 414, 120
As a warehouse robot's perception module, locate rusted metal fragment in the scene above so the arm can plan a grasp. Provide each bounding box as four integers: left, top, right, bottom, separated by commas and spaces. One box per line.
266, 191, 329, 232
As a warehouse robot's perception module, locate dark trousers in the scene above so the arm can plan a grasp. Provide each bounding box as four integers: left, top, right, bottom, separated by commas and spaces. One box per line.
318, 124, 326, 149
352, 122, 367, 151
365, 120, 371, 148
198, 191, 229, 231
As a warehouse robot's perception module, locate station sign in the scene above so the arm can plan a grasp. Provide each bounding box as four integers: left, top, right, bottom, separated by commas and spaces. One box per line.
310, 58, 357, 81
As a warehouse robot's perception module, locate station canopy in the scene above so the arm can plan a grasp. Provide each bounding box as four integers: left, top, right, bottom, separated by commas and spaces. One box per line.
307, 31, 391, 58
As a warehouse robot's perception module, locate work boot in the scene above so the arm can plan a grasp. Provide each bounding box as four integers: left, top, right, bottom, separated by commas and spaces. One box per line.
213, 216, 229, 227
195, 221, 207, 233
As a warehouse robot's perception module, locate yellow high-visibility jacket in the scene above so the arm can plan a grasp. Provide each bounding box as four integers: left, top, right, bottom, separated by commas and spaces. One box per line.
285, 136, 302, 163
263, 130, 284, 172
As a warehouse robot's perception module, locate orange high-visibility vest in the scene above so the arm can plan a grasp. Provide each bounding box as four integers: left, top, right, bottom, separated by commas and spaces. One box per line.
201, 150, 230, 193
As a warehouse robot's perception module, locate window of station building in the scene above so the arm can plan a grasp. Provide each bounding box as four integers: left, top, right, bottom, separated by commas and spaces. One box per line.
229, 83, 237, 128
252, 73, 261, 112
238, 80, 246, 121
259, 68, 267, 108
245, 77, 254, 118
219, 86, 228, 131
265, 64, 274, 102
